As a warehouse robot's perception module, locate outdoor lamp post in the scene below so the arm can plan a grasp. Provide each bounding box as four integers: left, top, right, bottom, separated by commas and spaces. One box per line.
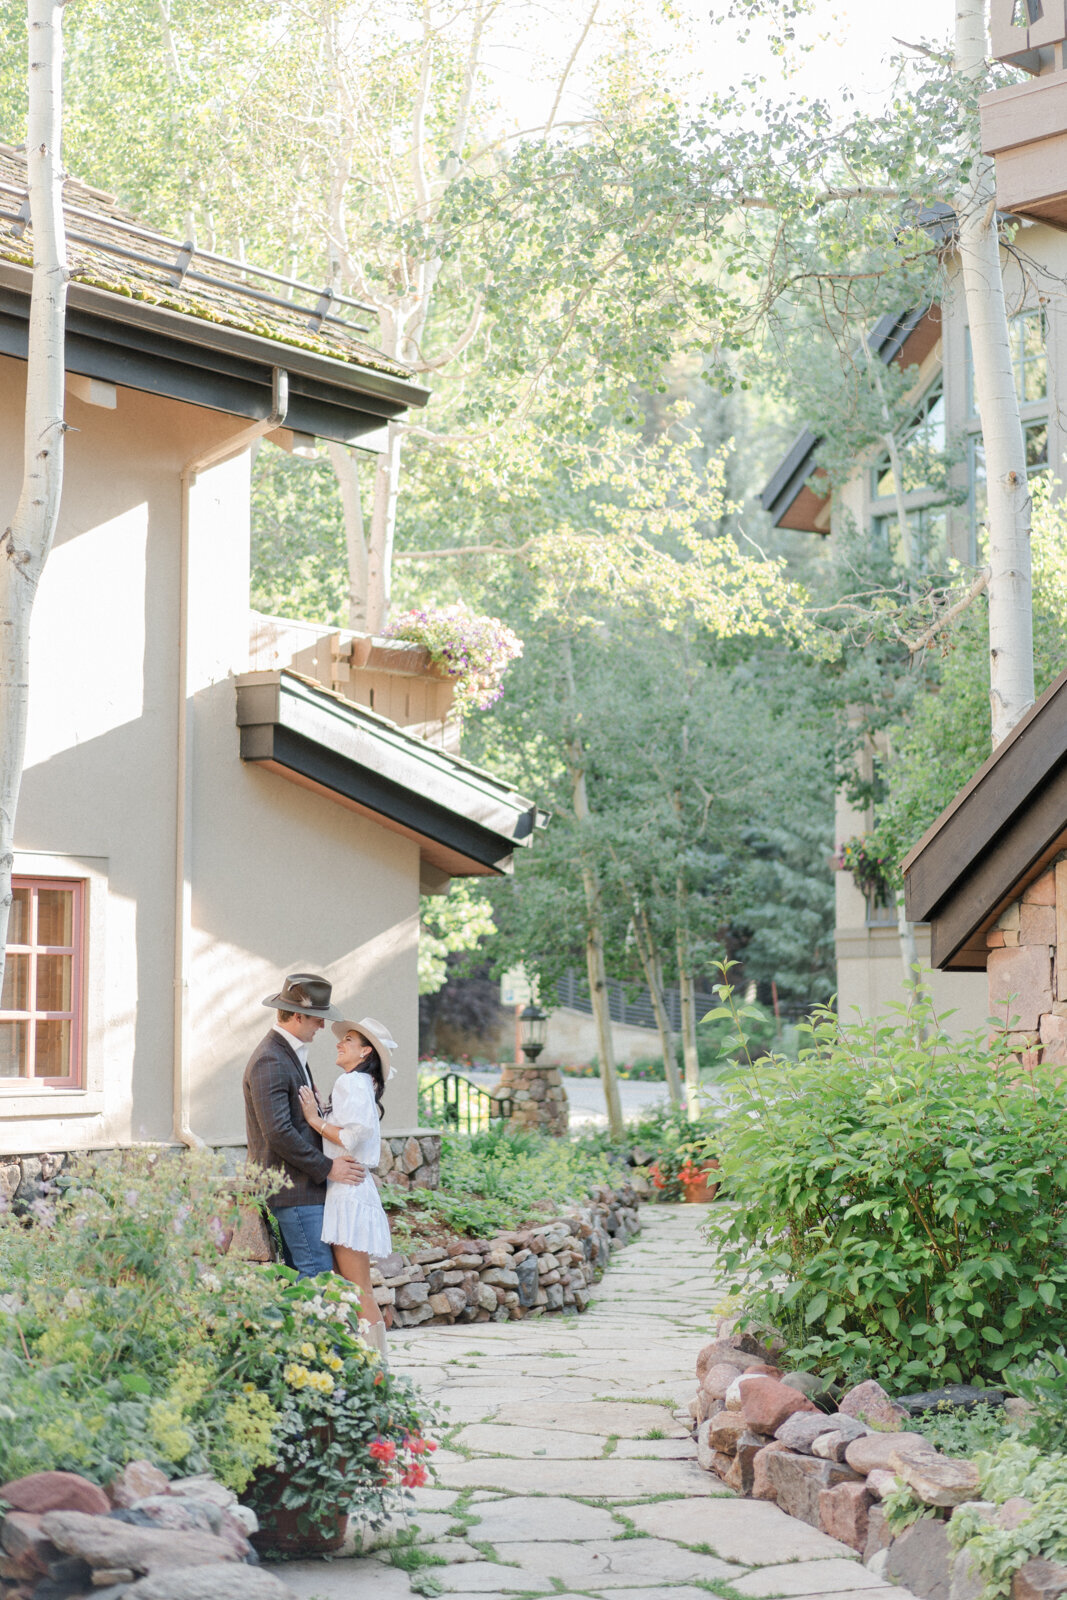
519, 1003, 548, 1062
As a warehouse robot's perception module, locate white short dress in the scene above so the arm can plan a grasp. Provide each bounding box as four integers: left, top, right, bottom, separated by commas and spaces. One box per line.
319, 1069, 392, 1258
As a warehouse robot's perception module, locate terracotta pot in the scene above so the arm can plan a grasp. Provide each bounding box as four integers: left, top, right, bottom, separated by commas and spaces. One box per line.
680, 1159, 720, 1204
250, 1491, 347, 1557
250, 1425, 348, 1556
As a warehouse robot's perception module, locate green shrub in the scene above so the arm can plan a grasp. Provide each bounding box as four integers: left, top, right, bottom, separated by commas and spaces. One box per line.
1010, 1349, 1067, 1452
0, 1149, 433, 1522
381, 1128, 618, 1247
709, 1000, 1067, 1388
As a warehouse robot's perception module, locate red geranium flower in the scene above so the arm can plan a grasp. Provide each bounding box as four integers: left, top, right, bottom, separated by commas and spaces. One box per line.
401, 1462, 429, 1488
369, 1437, 396, 1463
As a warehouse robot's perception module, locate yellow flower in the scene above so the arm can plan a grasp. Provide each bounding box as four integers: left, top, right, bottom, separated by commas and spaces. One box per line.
299, 1342, 316, 1360
325, 1353, 343, 1371
283, 1363, 310, 1389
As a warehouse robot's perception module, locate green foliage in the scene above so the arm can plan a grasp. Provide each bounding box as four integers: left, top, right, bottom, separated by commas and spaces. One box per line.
948, 1440, 1067, 1599
709, 1005, 1067, 1388
906, 1403, 1014, 1459
381, 1127, 617, 1247
1010, 1349, 1067, 1453
419, 884, 496, 997
0, 1151, 433, 1532
574, 1102, 721, 1201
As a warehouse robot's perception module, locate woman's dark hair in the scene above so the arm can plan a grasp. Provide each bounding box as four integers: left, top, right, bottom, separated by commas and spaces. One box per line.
356, 1035, 385, 1121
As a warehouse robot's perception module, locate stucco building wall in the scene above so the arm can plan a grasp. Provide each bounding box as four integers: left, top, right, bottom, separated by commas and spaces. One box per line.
1, 357, 419, 1156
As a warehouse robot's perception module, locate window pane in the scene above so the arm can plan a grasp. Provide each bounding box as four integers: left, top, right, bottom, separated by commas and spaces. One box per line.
37, 953, 72, 1013
1026, 421, 1049, 471
37, 889, 73, 948
8, 886, 29, 946
0, 952, 29, 1012
35, 1019, 70, 1078
0, 1020, 27, 1078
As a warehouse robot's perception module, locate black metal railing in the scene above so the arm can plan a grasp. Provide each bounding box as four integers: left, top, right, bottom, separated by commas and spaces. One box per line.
418, 1072, 512, 1134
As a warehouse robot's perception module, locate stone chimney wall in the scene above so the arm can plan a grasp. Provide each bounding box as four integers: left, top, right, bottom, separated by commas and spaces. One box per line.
986, 856, 1067, 1063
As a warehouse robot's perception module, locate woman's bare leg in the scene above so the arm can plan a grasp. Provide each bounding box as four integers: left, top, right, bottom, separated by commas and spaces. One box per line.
332, 1244, 384, 1326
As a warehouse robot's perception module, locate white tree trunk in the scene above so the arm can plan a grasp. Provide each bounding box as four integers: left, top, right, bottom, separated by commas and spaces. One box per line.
956, 0, 1035, 746
326, 440, 369, 632
0, 0, 69, 999
365, 420, 404, 633
676, 923, 702, 1122
632, 902, 684, 1109
562, 640, 623, 1138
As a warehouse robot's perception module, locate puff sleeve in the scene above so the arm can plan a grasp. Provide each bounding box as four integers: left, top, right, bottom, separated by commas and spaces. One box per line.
331, 1070, 376, 1152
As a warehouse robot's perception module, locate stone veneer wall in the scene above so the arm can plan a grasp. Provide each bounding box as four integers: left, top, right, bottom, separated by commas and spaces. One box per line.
495, 1062, 568, 1135
0, 1132, 443, 1210
986, 856, 1067, 1063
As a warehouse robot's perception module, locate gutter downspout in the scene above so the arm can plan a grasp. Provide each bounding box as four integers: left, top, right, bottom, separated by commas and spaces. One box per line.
172, 369, 289, 1149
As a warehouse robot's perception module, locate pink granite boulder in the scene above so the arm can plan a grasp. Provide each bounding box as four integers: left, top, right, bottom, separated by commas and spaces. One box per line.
739, 1375, 819, 1435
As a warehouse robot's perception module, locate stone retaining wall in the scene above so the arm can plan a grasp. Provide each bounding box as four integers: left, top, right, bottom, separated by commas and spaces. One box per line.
0, 1132, 443, 1210
688, 1328, 1066, 1600
495, 1063, 568, 1136
374, 1182, 640, 1327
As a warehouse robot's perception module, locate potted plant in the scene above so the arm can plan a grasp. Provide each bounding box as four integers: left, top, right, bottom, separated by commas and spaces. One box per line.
646, 1134, 720, 1204
236, 1273, 436, 1555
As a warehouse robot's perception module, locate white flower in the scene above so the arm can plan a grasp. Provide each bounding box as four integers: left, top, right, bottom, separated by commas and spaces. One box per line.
199, 1271, 222, 1293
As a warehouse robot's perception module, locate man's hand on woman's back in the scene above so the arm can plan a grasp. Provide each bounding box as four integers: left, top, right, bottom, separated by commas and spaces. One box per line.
330, 1156, 366, 1185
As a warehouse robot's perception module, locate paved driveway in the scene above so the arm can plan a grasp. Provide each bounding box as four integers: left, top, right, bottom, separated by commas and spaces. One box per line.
280, 1207, 911, 1600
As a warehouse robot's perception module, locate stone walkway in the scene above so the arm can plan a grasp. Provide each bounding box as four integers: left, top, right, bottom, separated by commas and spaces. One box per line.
279, 1207, 913, 1600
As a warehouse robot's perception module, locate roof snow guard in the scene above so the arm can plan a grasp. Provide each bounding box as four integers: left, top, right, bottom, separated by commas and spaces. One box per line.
236, 670, 548, 878
0, 144, 429, 444
903, 666, 1067, 970
760, 306, 942, 534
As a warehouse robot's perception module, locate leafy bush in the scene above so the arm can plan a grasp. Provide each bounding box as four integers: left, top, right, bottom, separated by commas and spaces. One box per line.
381, 1126, 617, 1247
0, 1149, 432, 1526
709, 999, 1067, 1388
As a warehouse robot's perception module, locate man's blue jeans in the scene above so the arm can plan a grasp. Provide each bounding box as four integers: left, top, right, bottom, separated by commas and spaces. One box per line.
275, 1204, 334, 1278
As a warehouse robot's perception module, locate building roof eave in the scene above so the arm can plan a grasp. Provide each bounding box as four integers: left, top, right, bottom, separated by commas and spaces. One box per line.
235, 670, 547, 878
901, 665, 1067, 969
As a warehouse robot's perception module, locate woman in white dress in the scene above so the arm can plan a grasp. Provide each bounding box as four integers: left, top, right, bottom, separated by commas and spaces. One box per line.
298, 1015, 397, 1355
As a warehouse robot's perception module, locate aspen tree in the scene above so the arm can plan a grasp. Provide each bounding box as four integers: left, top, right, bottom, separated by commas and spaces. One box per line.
0, 0, 70, 998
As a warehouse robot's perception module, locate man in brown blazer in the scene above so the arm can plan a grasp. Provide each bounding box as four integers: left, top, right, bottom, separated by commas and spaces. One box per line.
244, 972, 364, 1277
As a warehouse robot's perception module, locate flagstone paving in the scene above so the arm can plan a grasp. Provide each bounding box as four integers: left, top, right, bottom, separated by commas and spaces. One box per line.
277, 1206, 914, 1600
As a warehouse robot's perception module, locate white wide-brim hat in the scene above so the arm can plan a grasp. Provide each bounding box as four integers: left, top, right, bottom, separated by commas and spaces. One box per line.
332, 1016, 399, 1081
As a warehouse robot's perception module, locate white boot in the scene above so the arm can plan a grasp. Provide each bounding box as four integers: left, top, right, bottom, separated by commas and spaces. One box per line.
366, 1318, 388, 1364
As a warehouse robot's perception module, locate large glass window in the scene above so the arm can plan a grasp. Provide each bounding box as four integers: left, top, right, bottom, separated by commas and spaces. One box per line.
0, 878, 85, 1086
965, 310, 1050, 552
967, 308, 1048, 416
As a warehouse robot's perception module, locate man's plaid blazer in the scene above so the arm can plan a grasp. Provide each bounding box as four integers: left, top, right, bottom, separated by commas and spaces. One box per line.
243, 1028, 333, 1211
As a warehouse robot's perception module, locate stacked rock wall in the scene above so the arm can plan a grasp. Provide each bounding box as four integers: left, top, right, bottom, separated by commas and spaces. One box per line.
372, 1183, 640, 1327
689, 1329, 1066, 1600
0, 1463, 277, 1600
987, 858, 1067, 1063
495, 1063, 568, 1135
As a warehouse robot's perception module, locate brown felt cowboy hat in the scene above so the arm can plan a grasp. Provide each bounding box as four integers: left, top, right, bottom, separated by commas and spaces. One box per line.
332, 1015, 398, 1080
262, 972, 343, 1020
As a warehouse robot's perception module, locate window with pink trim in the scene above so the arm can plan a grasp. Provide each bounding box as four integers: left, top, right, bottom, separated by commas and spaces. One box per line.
0, 878, 86, 1087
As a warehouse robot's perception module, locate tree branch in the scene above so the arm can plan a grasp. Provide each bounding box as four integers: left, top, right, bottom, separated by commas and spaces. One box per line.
905, 567, 991, 654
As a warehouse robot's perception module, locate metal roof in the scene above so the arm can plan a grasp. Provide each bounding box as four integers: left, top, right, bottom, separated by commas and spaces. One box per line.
236, 670, 549, 878
0, 143, 410, 382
